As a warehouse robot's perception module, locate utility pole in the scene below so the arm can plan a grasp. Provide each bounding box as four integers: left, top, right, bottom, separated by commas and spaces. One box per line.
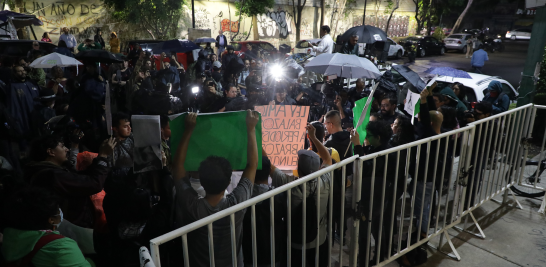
362, 0, 367, 25
192, 0, 195, 28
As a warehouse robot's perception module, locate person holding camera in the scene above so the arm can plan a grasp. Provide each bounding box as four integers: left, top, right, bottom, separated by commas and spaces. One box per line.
269, 86, 296, 105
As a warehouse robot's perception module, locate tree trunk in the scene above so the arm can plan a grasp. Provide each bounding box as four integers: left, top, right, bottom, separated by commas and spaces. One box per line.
385, 0, 399, 35
296, 8, 302, 41
452, 0, 473, 33
362, 0, 367, 25
14, 0, 29, 39
320, 0, 325, 26
252, 15, 259, 40
414, 0, 422, 35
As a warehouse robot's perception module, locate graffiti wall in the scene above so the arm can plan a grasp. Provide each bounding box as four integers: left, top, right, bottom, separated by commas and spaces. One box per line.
22, 0, 416, 49
23, 0, 110, 43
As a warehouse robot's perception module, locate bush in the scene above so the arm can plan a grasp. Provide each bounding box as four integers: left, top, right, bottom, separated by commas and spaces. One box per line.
432, 28, 446, 41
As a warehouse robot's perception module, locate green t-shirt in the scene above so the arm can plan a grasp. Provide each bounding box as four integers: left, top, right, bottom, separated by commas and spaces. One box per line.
1, 228, 94, 267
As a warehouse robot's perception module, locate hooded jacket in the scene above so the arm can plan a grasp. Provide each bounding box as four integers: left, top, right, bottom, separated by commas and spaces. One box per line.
482, 80, 509, 114
26, 158, 109, 228
440, 87, 468, 116
1, 228, 92, 267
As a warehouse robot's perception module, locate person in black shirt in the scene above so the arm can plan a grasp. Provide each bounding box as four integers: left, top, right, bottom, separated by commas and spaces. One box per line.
244, 43, 258, 60
378, 93, 398, 125
348, 78, 367, 105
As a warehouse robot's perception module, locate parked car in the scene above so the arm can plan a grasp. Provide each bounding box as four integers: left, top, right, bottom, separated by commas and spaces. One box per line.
0, 40, 57, 60
505, 29, 532, 40
292, 38, 321, 56
386, 37, 405, 59
435, 73, 518, 104
223, 41, 280, 60
444, 33, 472, 53
123, 40, 164, 55
399, 36, 446, 57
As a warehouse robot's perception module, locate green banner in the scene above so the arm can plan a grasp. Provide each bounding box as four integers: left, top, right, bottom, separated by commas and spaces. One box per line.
170, 111, 262, 171
353, 97, 373, 144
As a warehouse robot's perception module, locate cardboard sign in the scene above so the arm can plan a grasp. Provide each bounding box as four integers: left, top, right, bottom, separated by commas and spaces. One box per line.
132, 115, 163, 174
170, 111, 263, 171
404, 90, 421, 125
254, 105, 310, 170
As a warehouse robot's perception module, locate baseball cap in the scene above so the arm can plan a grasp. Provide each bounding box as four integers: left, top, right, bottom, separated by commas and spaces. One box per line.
297, 150, 320, 177
212, 61, 222, 69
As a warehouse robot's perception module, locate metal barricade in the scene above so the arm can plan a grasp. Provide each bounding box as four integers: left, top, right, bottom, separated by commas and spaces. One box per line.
350, 125, 473, 266
144, 104, 545, 266
455, 104, 536, 238
149, 155, 358, 267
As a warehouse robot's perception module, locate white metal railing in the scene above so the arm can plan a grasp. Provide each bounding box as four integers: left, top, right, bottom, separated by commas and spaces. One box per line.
145, 103, 544, 267
455, 104, 537, 238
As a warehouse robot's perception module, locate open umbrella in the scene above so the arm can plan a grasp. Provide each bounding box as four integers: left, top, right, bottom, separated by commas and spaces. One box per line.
29, 52, 82, 68
337, 25, 387, 44
75, 50, 123, 63
304, 53, 381, 79
424, 67, 472, 79
194, 37, 216, 43
153, 39, 200, 55
392, 65, 427, 92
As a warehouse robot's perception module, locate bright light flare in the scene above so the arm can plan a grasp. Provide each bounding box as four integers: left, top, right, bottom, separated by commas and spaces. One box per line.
191, 87, 199, 94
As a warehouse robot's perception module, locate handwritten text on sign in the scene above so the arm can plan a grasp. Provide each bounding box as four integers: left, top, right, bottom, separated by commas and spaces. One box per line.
254, 105, 309, 170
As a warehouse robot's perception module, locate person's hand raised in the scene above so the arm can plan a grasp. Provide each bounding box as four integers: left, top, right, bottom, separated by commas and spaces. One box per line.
420, 88, 429, 103
306, 123, 316, 138
350, 129, 361, 146
98, 137, 117, 158
246, 110, 260, 130
185, 112, 197, 130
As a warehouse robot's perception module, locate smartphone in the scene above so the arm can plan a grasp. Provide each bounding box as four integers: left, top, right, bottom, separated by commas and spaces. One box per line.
208, 81, 215, 87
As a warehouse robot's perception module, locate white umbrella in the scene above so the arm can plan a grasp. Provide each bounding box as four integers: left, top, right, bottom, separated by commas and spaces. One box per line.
304, 53, 381, 79
29, 52, 82, 68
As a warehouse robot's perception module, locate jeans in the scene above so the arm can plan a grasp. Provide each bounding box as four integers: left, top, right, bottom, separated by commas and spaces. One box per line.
217, 46, 225, 59
413, 181, 434, 233
472, 66, 483, 74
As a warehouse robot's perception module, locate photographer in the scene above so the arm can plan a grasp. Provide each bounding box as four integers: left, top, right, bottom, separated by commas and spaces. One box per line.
348, 78, 367, 104
198, 78, 222, 113
333, 90, 353, 125
269, 86, 296, 105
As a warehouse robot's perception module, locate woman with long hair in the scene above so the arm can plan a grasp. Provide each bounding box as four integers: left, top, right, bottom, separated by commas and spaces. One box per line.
41, 32, 52, 43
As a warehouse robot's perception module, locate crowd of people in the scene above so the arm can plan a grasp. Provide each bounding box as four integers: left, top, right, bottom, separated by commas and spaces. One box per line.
0, 24, 512, 267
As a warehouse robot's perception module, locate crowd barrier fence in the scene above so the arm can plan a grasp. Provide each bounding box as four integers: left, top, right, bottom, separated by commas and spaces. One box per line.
145, 103, 545, 267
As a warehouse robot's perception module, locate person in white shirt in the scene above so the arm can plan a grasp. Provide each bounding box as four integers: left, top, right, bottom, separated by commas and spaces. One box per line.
311, 25, 334, 56
59, 27, 78, 53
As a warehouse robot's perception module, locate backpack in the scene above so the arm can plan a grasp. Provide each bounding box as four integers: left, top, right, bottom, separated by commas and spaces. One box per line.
4, 233, 64, 267
291, 180, 321, 244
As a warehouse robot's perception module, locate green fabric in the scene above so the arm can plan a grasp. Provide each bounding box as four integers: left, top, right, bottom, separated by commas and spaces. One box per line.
1, 228, 93, 267
77, 42, 102, 51
352, 97, 373, 144
440, 87, 467, 115
28, 68, 46, 87
170, 111, 262, 171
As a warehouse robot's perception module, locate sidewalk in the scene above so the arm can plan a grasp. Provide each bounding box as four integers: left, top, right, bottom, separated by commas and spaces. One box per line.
410, 193, 546, 267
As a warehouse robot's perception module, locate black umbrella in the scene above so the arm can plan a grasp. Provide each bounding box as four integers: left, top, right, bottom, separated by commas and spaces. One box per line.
376, 70, 397, 93
338, 25, 388, 44
75, 50, 123, 63
153, 39, 200, 55
392, 65, 427, 92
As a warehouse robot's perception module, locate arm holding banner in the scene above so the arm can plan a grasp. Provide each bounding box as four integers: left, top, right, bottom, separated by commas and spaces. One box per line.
307, 123, 332, 166
242, 110, 260, 184
172, 113, 197, 181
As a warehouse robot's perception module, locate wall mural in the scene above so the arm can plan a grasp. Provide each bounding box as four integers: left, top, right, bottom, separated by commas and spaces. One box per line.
23, 0, 416, 48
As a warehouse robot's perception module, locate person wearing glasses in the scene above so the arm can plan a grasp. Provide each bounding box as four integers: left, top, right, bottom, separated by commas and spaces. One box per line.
378, 93, 399, 125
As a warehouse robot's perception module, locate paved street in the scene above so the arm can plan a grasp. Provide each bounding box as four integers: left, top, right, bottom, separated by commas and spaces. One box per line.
389, 40, 530, 89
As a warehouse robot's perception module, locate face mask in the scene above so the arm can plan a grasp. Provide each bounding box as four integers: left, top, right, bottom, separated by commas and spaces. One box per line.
53, 208, 63, 228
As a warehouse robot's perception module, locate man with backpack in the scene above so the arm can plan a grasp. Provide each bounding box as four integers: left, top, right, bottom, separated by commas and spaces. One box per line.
268, 123, 332, 267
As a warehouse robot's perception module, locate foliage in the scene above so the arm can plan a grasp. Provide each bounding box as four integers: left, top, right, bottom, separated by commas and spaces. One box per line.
432, 27, 445, 40
235, 0, 275, 17
384, 0, 394, 14
101, 0, 183, 40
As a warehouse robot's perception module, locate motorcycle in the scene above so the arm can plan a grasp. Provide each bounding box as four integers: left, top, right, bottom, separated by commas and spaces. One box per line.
483, 36, 505, 53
